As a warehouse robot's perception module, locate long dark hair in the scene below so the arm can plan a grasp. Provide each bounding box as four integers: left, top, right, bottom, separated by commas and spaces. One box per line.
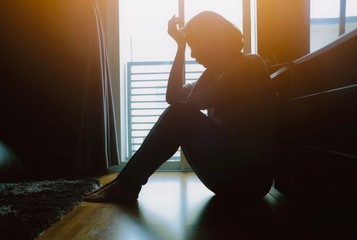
183, 11, 244, 53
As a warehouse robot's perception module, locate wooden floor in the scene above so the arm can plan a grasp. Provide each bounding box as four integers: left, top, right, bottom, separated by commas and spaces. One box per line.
37, 172, 356, 240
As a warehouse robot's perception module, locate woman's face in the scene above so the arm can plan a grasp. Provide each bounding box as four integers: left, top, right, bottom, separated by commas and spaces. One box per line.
186, 36, 218, 68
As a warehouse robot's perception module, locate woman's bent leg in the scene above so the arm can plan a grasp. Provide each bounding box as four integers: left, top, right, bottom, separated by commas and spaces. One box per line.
117, 103, 239, 196
85, 103, 202, 201
116, 103, 216, 193
85, 103, 273, 202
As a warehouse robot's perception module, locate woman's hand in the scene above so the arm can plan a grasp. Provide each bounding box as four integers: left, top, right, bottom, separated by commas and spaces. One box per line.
168, 15, 186, 47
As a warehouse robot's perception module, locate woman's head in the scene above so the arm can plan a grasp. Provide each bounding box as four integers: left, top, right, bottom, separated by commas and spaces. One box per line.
182, 11, 244, 68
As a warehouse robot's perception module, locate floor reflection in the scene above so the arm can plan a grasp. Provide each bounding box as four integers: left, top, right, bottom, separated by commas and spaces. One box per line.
184, 195, 279, 240
115, 188, 280, 240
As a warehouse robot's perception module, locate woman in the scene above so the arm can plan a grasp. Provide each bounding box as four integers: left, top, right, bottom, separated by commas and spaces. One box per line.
85, 11, 277, 202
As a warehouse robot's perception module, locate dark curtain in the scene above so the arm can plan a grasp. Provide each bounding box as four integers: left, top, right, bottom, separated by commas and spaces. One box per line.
0, 0, 119, 180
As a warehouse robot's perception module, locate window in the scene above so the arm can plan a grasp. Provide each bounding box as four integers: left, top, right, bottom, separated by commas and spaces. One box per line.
117, 0, 252, 170
346, 0, 357, 32
310, 0, 357, 52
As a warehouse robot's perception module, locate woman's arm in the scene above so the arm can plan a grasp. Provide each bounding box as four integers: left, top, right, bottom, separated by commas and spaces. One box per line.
188, 57, 268, 109
189, 56, 272, 110
166, 16, 191, 104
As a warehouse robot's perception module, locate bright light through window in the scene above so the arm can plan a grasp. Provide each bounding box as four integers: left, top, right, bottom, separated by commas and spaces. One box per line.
347, 0, 357, 17
119, 0, 178, 63
311, 0, 340, 18
119, 0, 243, 63
310, 0, 357, 52
118, 0, 244, 169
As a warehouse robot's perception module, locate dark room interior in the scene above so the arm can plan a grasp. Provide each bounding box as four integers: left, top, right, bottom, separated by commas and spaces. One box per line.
1, 0, 357, 239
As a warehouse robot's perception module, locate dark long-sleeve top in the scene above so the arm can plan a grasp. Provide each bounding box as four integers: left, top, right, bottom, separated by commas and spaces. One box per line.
183, 54, 277, 165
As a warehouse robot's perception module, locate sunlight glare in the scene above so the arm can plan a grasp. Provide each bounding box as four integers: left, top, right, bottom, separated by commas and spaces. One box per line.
311, 0, 357, 18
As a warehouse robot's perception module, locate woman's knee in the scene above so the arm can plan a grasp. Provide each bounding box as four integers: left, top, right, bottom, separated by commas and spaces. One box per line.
166, 103, 197, 114
161, 103, 199, 122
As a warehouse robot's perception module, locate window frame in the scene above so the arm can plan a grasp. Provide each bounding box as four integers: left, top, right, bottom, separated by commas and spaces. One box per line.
111, 0, 256, 171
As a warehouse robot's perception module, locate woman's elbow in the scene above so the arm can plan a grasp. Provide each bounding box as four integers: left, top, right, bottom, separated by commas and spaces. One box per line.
166, 93, 186, 105
166, 95, 179, 105
166, 96, 174, 105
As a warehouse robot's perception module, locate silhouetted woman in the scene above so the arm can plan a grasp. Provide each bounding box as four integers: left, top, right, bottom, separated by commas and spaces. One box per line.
85, 11, 276, 202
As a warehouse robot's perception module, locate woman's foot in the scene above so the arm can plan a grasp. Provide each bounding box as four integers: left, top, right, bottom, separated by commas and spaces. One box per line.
84, 181, 139, 203
85, 179, 118, 197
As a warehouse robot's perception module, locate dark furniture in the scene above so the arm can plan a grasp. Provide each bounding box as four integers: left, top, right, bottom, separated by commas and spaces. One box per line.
272, 29, 357, 203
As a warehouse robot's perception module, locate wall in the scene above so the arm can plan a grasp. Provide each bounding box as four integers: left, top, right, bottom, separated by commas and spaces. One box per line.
257, 0, 310, 67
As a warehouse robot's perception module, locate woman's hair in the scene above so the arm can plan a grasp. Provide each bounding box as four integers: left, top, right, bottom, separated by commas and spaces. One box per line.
182, 11, 244, 52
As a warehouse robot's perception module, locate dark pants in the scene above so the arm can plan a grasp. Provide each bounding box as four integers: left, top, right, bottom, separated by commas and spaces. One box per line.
117, 103, 273, 199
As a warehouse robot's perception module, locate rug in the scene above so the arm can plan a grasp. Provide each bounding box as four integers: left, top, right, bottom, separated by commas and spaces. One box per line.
0, 177, 100, 240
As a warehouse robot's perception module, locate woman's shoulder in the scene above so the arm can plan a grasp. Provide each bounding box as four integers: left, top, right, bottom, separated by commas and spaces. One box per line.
229, 54, 266, 68
225, 54, 269, 77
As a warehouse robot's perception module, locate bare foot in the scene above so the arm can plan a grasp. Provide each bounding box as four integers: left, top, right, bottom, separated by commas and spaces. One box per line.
84, 181, 138, 202
85, 179, 118, 197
